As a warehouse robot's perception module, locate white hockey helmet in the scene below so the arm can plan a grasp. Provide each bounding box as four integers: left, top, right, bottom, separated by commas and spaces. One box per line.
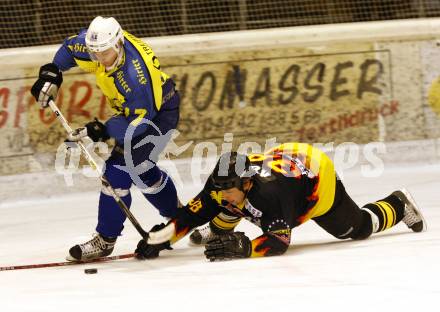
85, 16, 124, 53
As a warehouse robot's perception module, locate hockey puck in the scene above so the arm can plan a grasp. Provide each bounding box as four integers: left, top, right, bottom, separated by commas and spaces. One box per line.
84, 268, 98, 274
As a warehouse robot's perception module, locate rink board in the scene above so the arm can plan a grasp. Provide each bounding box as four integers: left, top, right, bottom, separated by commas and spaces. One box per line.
0, 20, 440, 176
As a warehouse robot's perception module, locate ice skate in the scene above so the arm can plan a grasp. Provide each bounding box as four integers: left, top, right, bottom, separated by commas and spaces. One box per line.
393, 189, 427, 232
189, 223, 234, 245
66, 233, 117, 261
189, 224, 218, 245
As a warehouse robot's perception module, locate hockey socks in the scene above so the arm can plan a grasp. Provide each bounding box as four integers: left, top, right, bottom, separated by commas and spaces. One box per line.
362, 193, 405, 233
97, 190, 132, 237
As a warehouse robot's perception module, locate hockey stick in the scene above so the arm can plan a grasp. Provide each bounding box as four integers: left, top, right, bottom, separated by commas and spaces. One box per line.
0, 253, 135, 271
48, 99, 149, 239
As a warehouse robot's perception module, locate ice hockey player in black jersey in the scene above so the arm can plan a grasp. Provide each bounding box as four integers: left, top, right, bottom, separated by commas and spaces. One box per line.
135, 143, 427, 261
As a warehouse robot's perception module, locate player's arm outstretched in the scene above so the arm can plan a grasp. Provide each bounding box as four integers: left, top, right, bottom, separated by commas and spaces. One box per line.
204, 216, 292, 261
135, 184, 223, 259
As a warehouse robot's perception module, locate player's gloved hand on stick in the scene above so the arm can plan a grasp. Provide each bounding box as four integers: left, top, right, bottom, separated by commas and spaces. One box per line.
135, 223, 173, 260
66, 118, 109, 143
31, 63, 63, 109
204, 232, 251, 261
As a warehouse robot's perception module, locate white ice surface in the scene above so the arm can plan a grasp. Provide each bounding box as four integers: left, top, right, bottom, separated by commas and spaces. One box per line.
0, 163, 439, 312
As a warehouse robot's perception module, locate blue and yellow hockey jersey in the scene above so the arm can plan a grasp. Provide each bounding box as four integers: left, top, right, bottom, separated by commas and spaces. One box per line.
53, 29, 176, 145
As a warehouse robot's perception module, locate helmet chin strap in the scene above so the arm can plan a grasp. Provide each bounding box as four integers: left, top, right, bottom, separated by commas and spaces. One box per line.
240, 179, 253, 201
105, 44, 124, 71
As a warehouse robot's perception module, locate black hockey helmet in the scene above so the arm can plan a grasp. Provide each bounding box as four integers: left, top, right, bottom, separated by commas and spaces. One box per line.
211, 152, 253, 191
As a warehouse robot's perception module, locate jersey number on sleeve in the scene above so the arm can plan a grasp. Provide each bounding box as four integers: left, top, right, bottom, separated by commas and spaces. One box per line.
124, 107, 147, 126
188, 199, 203, 213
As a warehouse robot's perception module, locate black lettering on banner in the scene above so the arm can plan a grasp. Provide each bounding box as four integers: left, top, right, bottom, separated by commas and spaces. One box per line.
192, 71, 216, 111
290, 111, 300, 124
225, 115, 234, 129
177, 115, 196, 135
330, 61, 354, 101
278, 64, 300, 105
302, 62, 325, 103
251, 67, 271, 106
219, 68, 247, 110
233, 65, 246, 103
278, 110, 287, 126
303, 109, 321, 124
237, 113, 256, 128
357, 59, 384, 99
263, 111, 279, 127
201, 117, 214, 133
210, 116, 225, 129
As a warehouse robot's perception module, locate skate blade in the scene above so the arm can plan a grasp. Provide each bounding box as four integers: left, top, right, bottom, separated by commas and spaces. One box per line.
66, 255, 78, 262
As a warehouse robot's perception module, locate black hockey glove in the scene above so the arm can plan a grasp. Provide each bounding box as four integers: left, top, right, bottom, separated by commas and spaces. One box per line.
135, 223, 173, 260
66, 118, 110, 143
204, 232, 252, 261
31, 63, 63, 109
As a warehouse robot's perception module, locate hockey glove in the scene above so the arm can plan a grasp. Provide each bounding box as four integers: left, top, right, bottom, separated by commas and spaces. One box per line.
66, 118, 110, 143
31, 63, 63, 109
135, 223, 173, 260
204, 232, 251, 261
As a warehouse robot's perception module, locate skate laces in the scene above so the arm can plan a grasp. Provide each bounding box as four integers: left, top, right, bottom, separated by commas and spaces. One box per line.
394, 190, 421, 227
198, 224, 217, 242
80, 234, 110, 256
399, 191, 421, 227
402, 205, 420, 226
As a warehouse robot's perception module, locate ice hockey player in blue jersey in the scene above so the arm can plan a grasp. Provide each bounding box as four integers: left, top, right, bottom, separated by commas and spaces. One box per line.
31, 16, 180, 261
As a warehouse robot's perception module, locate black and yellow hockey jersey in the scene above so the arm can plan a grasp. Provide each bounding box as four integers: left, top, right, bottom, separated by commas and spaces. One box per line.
167, 143, 337, 257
